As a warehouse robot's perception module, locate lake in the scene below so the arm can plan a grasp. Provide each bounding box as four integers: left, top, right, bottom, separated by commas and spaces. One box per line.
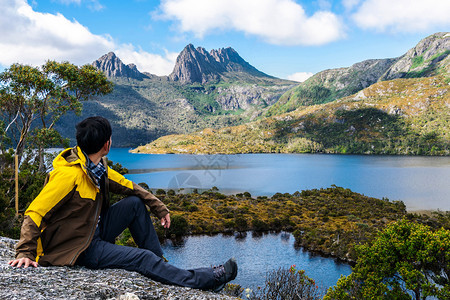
107, 149, 450, 211
105, 149, 449, 292
160, 232, 352, 292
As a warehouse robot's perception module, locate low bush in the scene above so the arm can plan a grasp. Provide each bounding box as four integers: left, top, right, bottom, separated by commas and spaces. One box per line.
249, 265, 322, 300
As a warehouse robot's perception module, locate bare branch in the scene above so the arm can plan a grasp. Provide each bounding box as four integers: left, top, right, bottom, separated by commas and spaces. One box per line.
4, 110, 20, 133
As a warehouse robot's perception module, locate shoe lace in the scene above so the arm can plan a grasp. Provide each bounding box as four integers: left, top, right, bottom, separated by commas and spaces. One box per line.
212, 264, 225, 279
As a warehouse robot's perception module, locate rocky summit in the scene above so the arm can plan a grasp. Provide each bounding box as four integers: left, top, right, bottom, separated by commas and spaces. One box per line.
381, 32, 450, 80
0, 237, 237, 300
169, 44, 271, 84
92, 52, 148, 80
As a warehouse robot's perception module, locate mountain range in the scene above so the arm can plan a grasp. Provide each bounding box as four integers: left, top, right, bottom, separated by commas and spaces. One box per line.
55, 44, 295, 146
268, 32, 450, 116
56, 32, 449, 152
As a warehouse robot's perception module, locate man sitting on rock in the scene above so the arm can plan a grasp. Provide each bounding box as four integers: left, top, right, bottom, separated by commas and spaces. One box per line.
8, 116, 237, 292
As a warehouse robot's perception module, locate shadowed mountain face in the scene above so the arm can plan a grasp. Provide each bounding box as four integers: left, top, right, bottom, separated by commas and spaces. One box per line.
169, 44, 271, 84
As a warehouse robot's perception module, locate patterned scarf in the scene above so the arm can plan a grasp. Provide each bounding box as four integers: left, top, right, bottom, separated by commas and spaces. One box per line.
86, 156, 106, 186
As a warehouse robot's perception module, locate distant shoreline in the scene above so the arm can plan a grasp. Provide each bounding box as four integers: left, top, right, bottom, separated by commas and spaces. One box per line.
129, 147, 449, 157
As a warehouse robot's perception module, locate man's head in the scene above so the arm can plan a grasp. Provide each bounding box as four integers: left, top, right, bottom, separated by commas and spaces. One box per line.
76, 116, 112, 155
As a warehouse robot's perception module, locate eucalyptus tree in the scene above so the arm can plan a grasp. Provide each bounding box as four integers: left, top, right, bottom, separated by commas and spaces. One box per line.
0, 61, 113, 169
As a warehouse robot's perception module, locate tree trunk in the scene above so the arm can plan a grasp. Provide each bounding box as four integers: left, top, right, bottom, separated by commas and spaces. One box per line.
414, 287, 421, 300
15, 134, 26, 165
38, 145, 45, 173
15, 114, 33, 163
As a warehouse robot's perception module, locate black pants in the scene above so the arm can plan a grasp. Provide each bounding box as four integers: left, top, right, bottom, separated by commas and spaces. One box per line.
76, 196, 216, 289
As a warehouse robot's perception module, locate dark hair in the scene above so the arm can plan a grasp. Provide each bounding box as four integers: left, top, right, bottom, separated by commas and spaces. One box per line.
76, 116, 112, 155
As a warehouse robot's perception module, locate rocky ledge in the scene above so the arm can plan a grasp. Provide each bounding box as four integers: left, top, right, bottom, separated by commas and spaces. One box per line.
0, 237, 237, 300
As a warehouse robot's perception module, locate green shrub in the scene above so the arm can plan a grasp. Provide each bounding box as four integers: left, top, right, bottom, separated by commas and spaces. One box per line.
249, 265, 322, 300
222, 283, 244, 297
325, 219, 450, 299
116, 228, 137, 247
252, 218, 269, 231
156, 189, 166, 195
234, 216, 248, 232
166, 214, 189, 237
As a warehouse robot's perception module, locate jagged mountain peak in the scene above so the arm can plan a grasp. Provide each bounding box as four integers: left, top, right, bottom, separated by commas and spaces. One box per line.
169, 45, 223, 84
169, 44, 270, 84
210, 47, 239, 63
210, 47, 268, 76
92, 52, 147, 80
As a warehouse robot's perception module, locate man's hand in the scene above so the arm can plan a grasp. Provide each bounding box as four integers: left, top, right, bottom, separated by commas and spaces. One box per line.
8, 257, 38, 268
161, 213, 171, 229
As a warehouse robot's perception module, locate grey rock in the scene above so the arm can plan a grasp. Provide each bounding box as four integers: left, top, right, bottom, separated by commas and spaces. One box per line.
381, 32, 450, 80
209, 47, 269, 77
169, 44, 224, 84
308, 58, 397, 94
216, 85, 289, 110
169, 45, 271, 84
92, 52, 149, 80
0, 237, 237, 300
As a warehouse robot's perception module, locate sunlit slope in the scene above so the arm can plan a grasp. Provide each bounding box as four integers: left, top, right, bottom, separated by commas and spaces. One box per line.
132, 75, 449, 155
268, 32, 449, 116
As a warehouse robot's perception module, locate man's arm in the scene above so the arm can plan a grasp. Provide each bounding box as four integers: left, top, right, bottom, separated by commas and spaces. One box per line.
107, 167, 170, 220
13, 168, 76, 265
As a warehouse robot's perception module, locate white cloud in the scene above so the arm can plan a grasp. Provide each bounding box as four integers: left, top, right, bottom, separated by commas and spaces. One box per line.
342, 0, 360, 10
351, 0, 450, 32
0, 0, 176, 75
86, 0, 104, 11
317, 0, 332, 11
156, 0, 345, 46
54, 0, 104, 11
56, 0, 82, 4
0, 0, 114, 66
287, 72, 314, 82
115, 45, 178, 76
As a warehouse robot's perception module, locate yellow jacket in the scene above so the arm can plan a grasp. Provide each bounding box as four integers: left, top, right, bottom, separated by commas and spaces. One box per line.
15, 146, 169, 266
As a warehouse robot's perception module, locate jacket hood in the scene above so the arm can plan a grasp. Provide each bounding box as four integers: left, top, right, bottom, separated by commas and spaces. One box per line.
53, 146, 108, 190
53, 146, 87, 170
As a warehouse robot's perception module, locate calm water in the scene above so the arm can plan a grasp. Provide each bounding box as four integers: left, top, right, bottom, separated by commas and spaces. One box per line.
160, 232, 351, 292
107, 149, 450, 211
104, 149, 450, 291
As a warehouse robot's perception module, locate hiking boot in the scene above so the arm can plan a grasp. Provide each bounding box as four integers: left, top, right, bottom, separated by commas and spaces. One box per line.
212, 258, 238, 292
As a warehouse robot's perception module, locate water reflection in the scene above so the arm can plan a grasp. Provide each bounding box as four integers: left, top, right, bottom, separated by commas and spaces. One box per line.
235, 231, 248, 240
161, 232, 352, 291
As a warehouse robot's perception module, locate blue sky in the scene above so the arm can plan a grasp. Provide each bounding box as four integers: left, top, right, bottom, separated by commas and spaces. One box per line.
1, 0, 449, 81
